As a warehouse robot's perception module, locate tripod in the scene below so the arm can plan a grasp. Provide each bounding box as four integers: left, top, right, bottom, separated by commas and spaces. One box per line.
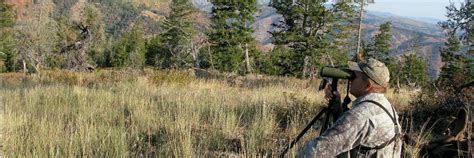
278, 78, 350, 157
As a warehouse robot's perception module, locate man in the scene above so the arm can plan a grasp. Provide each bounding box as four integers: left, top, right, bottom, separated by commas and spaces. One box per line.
297, 58, 402, 158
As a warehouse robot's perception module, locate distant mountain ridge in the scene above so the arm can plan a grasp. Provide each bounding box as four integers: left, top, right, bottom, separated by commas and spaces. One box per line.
405, 17, 442, 25
365, 10, 444, 24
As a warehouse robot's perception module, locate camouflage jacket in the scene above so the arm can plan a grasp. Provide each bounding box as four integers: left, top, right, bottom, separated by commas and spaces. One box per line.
297, 93, 402, 158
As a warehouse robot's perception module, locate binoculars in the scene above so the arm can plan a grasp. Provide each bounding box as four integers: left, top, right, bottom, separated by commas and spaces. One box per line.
320, 67, 355, 80
318, 66, 355, 91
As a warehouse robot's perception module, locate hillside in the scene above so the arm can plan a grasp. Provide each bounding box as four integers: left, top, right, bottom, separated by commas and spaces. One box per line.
252, 6, 446, 78
364, 11, 445, 78
5, 1, 446, 78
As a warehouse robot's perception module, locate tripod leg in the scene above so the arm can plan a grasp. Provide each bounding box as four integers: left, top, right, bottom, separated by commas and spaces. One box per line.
320, 110, 332, 136
278, 108, 328, 158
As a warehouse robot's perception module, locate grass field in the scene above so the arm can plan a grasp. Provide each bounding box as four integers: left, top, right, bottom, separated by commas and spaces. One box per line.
0, 69, 430, 157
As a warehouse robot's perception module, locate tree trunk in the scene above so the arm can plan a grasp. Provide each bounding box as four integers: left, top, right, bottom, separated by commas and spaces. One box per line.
325, 52, 334, 66
355, 0, 365, 62
245, 43, 251, 74
33, 61, 40, 74
208, 42, 214, 70
303, 56, 310, 78
22, 60, 27, 75
191, 42, 200, 69
78, 49, 86, 71
395, 76, 400, 93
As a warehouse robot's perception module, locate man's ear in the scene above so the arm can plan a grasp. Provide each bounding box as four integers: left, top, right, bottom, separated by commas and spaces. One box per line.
366, 80, 373, 90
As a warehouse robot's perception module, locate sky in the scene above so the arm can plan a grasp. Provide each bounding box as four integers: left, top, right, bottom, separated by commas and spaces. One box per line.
366, 0, 465, 20
194, 0, 466, 21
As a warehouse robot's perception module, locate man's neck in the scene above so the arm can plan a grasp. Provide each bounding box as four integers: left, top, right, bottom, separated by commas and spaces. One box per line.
354, 92, 385, 102
357, 90, 385, 97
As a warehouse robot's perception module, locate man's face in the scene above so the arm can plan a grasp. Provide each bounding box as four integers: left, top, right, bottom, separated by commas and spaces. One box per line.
349, 71, 369, 97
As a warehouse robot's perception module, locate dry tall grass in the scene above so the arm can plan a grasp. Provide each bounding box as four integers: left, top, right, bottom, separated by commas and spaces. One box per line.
0, 69, 421, 157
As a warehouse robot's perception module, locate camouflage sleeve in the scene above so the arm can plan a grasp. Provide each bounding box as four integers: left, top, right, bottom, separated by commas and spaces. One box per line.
297, 110, 370, 157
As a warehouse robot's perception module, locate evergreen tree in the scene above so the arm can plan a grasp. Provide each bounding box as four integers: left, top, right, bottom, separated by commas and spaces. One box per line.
363, 21, 397, 88
0, 0, 16, 72
400, 54, 429, 88
439, 2, 473, 45
145, 35, 161, 66
127, 23, 146, 69
331, 2, 358, 64
111, 22, 146, 68
396, 37, 429, 88
386, 57, 401, 88
439, 33, 463, 84
159, 0, 195, 69
438, 2, 473, 86
270, 1, 356, 77
208, 0, 258, 74
254, 45, 291, 76
467, 27, 473, 83
111, 39, 129, 67
366, 22, 392, 60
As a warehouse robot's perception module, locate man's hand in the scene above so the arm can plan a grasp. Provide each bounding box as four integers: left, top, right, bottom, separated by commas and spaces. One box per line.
324, 84, 343, 114
324, 84, 339, 101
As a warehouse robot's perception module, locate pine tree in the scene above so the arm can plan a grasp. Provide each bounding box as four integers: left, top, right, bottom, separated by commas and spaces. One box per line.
400, 54, 429, 88
366, 22, 392, 60
145, 35, 161, 66
363, 21, 397, 88
159, 0, 195, 69
236, 1, 259, 74
438, 2, 473, 86
111, 23, 146, 68
208, 0, 258, 74
386, 57, 401, 88
127, 23, 146, 69
256, 45, 297, 76
330, 2, 358, 64
270, 1, 356, 77
394, 36, 429, 88
0, 0, 16, 72
111, 39, 128, 67
467, 26, 473, 83
439, 33, 463, 84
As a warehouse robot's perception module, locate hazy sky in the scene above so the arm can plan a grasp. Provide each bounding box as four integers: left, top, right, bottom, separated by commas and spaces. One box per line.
366, 0, 465, 20
195, 0, 466, 20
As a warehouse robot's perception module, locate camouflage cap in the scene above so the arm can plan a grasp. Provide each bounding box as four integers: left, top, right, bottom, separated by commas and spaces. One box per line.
348, 58, 390, 87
